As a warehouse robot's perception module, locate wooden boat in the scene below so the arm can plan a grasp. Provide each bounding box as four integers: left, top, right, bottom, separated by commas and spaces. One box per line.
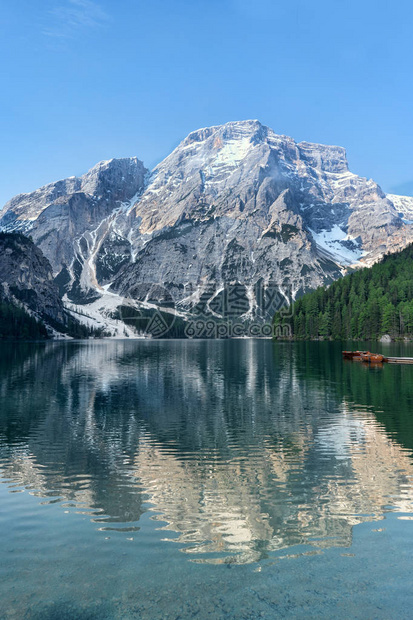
342, 351, 383, 363
342, 351, 368, 359
359, 352, 384, 363
343, 350, 413, 365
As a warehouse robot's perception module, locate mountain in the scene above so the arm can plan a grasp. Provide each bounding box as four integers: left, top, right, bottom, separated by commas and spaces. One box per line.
386, 194, 413, 223
0, 232, 65, 323
274, 242, 413, 341
0, 232, 68, 338
1, 120, 413, 333
0, 158, 147, 303
0, 232, 108, 339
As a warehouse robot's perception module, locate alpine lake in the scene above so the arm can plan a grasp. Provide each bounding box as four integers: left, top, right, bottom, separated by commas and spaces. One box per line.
1, 339, 413, 619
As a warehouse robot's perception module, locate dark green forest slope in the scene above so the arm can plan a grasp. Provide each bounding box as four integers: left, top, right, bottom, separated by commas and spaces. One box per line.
274, 243, 413, 341
0, 297, 49, 340
0, 292, 107, 341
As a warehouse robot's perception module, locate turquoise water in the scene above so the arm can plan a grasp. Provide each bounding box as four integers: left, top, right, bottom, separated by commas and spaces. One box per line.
1, 340, 413, 618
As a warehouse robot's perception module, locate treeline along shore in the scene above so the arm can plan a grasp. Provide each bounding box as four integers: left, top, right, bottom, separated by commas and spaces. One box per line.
274, 243, 413, 341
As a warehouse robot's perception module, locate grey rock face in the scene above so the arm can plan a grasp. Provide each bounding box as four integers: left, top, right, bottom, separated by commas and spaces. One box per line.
387, 194, 413, 222
1, 120, 413, 325
110, 120, 413, 317
0, 232, 65, 324
0, 158, 147, 302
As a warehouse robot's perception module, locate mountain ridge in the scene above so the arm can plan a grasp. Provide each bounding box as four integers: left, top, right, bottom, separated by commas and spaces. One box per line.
1, 120, 413, 335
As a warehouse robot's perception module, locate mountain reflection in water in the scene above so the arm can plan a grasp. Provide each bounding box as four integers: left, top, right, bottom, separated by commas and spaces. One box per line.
1, 340, 413, 564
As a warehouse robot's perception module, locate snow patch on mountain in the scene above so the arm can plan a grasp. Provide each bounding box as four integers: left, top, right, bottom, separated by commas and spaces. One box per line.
213, 136, 252, 168
387, 193, 413, 223
310, 225, 365, 265
64, 290, 142, 338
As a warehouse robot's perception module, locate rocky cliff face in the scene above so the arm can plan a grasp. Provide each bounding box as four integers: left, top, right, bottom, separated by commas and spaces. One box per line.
0, 158, 147, 302
1, 120, 412, 330
0, 232, 65, 325
387, 194, 413, 223
111, 120, 413, 319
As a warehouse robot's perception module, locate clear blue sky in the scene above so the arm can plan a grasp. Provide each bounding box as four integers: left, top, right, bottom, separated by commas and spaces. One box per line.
1, 0, 412, 205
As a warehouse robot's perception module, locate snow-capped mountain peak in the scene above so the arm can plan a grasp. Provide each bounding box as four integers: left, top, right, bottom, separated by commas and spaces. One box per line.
1, 120, 413, 330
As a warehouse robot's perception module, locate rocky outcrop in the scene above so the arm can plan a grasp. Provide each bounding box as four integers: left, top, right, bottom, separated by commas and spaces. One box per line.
387, 194, 413, 222
0, 232, 65, 324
